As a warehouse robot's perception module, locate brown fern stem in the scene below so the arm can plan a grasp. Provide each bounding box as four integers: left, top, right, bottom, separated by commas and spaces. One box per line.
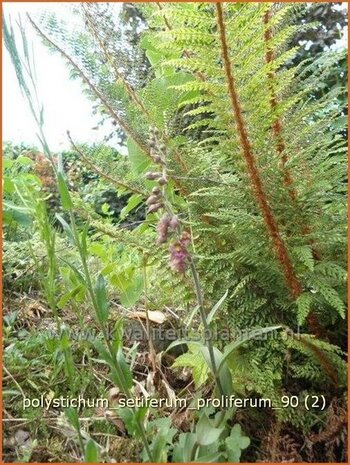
215, 2, 302, 300
74, 207, 151, 253
263, 8, 322, 266
156, 2, 206, 82
28, 15, 149, 155
263, 9, 297, 200
156, 2, 173, 32
297, 335, 338, 387
67, 132, 147, 197
82, 4, 189, 175
263, 8, 325, 339
81, 5, 150, 118
28, 15, 189, 194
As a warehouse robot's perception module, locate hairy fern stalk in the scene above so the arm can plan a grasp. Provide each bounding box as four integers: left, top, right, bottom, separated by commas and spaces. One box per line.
32, 2, 347, 428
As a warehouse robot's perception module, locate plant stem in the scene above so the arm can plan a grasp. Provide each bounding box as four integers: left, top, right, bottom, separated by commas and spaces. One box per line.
68, 211, 154, 461
142, 255, 157, 372
160, 138, 226, 399
188, 258, 225, 398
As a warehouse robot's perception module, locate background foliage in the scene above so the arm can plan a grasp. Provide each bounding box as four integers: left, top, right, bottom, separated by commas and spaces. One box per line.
3, 2, 347, 463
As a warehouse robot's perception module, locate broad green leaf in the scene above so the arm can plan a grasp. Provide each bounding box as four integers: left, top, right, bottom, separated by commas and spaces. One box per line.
200, 346, 233, 396
116, 348, 133, 390
55, 214, 75, 244
143, 418, 177, 463
57, 172, 73, 210
172, 344, 209, 388
89, 243, 108, 260
119, 275, 144, 308
179, 433, 197, 462
65, 407, 80, 431
146, 49, 163, 69
196, 413, 224, 446
95, 274, 109, 323
101, 263, 116, 276
3, 158, 14, 169
3, 177, 15, 194
120, 194, 143, 220
16, 155, 34, 166
57, 285, 85, 309
60, 330, 72, 351
94, 340, 113, 365
84, 439, 99, 463
3, 201, 32, 226
101, 202, 110, 215
118, 406, 149, 441
128, 138, 150, 174
225, 424, 250, 462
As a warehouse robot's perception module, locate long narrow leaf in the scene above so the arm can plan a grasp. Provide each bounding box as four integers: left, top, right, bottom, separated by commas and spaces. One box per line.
207, 289, 228, 325
219, 325, 282, 370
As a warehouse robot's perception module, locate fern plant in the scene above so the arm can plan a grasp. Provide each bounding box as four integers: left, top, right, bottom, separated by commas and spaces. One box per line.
20, 0, 347, 451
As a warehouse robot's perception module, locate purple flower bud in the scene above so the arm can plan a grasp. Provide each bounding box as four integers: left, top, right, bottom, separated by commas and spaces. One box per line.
158, 175, 168, 185
145, 172, 161, 180
157, 214, 170, 230
156, 215, 171, 242
169, 215, 179, 230
146, 194, 160, 206
180, 231, 191, 247
154, 155, 165, 165
152, 186, 161, 195
157, 234, 168, 245
147, 203, 163, 214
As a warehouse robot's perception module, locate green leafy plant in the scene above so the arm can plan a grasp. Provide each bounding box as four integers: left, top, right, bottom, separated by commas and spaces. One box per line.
3, 2, 347, 462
